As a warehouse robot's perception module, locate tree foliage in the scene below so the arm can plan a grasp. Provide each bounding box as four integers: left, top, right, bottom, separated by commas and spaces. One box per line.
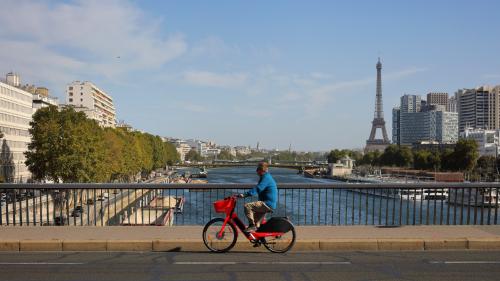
25, 106, 179, 183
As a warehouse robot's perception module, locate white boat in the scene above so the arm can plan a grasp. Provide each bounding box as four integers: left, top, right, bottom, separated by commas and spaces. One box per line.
447, 188, 499, 208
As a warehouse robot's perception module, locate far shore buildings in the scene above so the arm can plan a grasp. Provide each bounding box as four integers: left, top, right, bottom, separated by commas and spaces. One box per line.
461, 128, 500, 157
456, 86, 500, 133
392, 93, 458, 146
65, 81, 117, 127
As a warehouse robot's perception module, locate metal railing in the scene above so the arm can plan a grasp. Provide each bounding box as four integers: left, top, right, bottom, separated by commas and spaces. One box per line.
0, 183, 499, 226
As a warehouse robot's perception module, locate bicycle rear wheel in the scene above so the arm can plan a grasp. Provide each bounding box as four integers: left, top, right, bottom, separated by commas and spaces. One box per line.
262, 225, 296, 253
202, 218, 237, 253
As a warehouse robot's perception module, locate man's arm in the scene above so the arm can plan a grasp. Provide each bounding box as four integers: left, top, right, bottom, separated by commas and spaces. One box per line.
244, 175, 270, 197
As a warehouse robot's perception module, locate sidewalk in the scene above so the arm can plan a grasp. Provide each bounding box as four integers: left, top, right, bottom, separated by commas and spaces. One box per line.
0, 225, 499, 252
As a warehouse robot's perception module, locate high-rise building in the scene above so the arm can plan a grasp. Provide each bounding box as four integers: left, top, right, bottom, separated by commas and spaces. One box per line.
392, 107, 400, 145
427, 92, 448, 108
400, 94, 421, 113
365, 58, 390, 152
66, 81, 117, 127
447, 95, 457, 112
0, 73, 33, 182
456, 86, 500, 133
400, 110, 458, 145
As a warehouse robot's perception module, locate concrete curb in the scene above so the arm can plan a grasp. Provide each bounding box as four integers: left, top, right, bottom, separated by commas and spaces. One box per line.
424, 238, 468, 250
20, 240, 62, 251
0, 240, 20, 251
2, 238, 500, 252
467, 238, 500, 250
377, 239, 424, 251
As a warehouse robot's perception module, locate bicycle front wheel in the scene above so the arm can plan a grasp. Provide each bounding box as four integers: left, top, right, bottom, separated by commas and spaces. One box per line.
263, 225, 296, 253
202, 218, 237, 253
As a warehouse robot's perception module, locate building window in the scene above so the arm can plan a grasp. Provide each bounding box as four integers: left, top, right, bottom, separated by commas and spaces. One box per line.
80, 92, 83, 95
69, 86, 73, 90
69, 92, 73, 96
69, 98, 73, 102
80, 98, 83, 102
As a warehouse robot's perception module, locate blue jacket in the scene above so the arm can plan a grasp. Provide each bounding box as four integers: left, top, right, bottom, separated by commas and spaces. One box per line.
244, 172, 278, 209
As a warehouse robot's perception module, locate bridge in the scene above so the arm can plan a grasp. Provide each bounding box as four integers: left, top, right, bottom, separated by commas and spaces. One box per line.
1, 182, 499, 281
180, 160, 328, 170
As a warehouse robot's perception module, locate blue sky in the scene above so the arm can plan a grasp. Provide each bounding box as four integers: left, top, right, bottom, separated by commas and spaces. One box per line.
1, 0, 499, 151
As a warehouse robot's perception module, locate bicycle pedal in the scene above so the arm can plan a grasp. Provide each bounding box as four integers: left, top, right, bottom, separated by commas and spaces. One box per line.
253, 243, 261, 248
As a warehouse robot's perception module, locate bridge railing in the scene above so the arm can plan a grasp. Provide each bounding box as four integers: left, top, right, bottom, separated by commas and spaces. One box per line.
0, 183, 498, 226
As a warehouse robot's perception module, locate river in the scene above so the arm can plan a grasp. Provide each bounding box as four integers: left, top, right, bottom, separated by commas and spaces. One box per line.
169, 167, 499, 226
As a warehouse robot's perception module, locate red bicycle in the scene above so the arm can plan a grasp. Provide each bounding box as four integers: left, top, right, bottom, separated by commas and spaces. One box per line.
202, 195, 296, 253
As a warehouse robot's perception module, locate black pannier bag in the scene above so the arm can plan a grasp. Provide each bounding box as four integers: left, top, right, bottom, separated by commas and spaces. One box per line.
257, 217, 293, 233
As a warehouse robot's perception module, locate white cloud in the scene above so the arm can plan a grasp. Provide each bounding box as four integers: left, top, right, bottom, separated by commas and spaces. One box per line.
0, 0, 186, 91
182, 71, 248, 88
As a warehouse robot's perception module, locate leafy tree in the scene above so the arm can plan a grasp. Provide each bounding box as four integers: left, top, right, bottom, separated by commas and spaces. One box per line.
185, 149, 203, 162
453, 139, 479, 172
327, 149, 349, 163
25, 106, 104, 183
218, 149, 235, 160
359, 150, 381, 166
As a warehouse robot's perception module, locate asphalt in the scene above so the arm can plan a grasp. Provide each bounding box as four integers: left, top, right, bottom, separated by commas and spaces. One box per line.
0, 251, 500, 280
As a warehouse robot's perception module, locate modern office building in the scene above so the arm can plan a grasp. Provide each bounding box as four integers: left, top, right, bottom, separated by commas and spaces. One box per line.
456, 86, 500, 133
66, 81, 117, 127
392, 107, 400, 145
0, 73, 33, 182
447, 95, 457, 112
427, 92, 448, 108
399, 110, 458, 145
400, 94, 421, 113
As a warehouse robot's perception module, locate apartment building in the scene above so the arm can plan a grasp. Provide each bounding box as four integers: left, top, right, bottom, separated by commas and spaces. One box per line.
66, 81, 117, 127
456, 86, 500, 133
0, 73, 33, 182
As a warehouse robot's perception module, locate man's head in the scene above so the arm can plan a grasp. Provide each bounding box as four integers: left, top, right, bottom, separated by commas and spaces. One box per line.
256, 162, 269, 176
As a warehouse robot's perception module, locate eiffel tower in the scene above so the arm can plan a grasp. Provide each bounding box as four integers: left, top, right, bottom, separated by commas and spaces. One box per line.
365, 58, 390, 152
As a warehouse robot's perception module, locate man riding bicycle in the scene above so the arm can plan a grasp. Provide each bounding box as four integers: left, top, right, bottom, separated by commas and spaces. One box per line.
238, 162, 277, 233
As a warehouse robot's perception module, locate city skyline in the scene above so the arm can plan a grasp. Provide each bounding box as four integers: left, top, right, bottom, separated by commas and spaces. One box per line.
1, 0, 500, 150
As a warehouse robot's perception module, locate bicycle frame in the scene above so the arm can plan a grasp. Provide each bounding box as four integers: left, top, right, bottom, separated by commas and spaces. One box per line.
216, 196, 285, 242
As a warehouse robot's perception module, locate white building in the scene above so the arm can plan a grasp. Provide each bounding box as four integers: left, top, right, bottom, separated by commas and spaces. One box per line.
329, 156, 355, 176
461, 128, 500, 157
32, 94, 58, 113
0, 73, 33, 182
66, 81, 117, 127
234, 146, 251, 155
202, 148, 221, 158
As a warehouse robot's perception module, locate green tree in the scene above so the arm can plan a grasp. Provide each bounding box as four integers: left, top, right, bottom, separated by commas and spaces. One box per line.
218, 149, 235, 161
185, 149, 203, 162
25, 106, 105, 183
327, 149, 349, 163
453, 139, 479, 172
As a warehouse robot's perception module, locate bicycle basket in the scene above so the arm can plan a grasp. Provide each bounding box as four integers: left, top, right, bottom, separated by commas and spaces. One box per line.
213, 198, 234, 213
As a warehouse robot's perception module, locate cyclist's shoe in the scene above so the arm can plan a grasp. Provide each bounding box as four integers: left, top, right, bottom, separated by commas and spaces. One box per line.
253, 242, 261, 248
244, 225, 257, 233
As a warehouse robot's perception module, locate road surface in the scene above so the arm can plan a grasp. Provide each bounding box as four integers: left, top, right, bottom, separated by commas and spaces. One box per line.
0, 251, 499, 280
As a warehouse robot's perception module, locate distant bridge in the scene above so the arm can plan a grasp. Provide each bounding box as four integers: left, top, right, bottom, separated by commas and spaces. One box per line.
180, 161, 328, 170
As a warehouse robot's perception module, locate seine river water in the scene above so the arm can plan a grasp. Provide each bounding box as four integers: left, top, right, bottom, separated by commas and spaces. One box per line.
171, 167, 498, 226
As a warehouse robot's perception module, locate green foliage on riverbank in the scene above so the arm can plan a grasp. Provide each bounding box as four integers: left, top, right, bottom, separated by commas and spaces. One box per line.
25, 106, 179, 183
329, 139, 482, 174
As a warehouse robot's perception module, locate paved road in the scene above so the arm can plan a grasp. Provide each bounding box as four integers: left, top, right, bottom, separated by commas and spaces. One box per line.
0, 251, 500, 281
